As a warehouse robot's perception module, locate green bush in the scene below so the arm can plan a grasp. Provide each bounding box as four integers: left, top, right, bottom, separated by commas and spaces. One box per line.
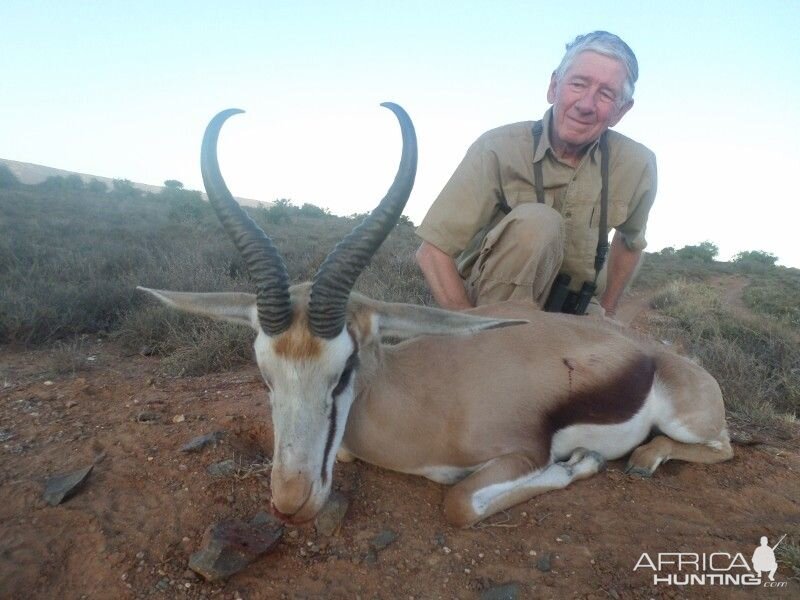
0, 164, 19, 188
674, 241, 719, 262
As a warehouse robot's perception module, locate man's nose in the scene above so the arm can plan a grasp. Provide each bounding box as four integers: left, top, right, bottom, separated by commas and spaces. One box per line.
574, 90, 596, 113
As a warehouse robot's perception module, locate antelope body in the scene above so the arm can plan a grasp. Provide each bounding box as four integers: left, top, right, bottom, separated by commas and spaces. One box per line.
139, 105, 732, 528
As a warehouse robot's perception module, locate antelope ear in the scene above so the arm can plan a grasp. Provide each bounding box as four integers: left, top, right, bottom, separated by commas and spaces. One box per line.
369, 300, 527, 341
136, 287, 259, 330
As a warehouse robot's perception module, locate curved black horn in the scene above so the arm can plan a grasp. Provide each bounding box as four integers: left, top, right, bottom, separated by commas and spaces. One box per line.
201, 109, 293, 336
308, 102, 417, 339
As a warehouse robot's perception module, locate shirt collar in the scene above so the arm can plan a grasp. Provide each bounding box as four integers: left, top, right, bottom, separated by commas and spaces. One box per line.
536, 107, 603, 166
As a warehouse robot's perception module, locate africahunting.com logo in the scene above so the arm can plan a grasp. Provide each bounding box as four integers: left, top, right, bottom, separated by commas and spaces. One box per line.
633, 535, 788, 588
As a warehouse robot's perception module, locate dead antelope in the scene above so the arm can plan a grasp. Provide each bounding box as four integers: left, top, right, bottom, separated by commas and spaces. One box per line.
139, 104, 733, 528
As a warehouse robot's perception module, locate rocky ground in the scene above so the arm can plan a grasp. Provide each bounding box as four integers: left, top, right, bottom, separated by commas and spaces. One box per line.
1, 301, 798, 599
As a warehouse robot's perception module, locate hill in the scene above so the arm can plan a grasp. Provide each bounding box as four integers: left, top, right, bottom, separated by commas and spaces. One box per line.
0, 157, 266, 207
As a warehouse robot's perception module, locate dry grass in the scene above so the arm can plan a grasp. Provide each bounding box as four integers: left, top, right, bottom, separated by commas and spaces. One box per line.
2, 178, 799, 437
644, 280, 799, 432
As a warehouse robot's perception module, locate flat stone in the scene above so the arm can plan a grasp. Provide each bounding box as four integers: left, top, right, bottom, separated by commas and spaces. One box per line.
136, 411, 160, 423
250, 511, 275, 526
180, 431, 224, 453
369, 529, 398, 552
43, 464, 94, 506
536, 552, 552, 572
207, 459, 237, 478
314, 491, 349, 536
481, 583, 520, 600
188, 517, 284, 581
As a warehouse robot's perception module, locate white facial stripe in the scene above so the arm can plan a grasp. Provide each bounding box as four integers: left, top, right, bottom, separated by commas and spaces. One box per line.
255, 327, 356, 499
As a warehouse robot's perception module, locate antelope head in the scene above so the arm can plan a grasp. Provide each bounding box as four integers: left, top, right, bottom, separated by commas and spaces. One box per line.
139, 104, 524, 523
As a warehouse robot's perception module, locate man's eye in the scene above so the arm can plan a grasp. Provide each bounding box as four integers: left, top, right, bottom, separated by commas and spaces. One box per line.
600, 91, 616, 103
570, 81, 585, 89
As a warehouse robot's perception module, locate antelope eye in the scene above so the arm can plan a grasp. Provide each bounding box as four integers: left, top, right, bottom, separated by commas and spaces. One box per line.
332, 367, 353, 398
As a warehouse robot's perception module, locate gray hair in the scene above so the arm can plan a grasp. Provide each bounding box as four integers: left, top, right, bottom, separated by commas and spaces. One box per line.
554, 31, 639, 103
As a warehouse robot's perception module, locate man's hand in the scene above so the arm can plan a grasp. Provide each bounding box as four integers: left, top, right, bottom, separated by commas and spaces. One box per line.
599, 231, 642, 317
415, 241, 474, 311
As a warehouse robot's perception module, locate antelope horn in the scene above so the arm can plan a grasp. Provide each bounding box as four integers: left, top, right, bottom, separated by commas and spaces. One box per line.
201, 109, 293, 336
308, 102, 417, 339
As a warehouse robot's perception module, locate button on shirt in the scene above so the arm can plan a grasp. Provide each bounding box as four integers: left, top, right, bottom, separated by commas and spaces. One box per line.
417, 108, 658, 292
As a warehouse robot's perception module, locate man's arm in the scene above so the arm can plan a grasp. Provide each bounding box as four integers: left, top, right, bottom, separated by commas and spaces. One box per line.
416, 241, 474, 310
599, 231, 642, 317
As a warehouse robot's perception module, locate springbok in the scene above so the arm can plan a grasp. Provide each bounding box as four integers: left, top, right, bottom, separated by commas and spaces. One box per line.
138, 104, 733, 528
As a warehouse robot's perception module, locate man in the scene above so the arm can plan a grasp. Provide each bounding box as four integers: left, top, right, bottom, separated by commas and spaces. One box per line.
416, 31, 656, 318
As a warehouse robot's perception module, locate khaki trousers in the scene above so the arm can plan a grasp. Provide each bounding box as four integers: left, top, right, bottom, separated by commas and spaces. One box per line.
465, 204, 564, 307
464, 203, 605, 316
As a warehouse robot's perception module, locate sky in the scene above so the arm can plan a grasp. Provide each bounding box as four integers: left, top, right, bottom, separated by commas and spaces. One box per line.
2, 1, 799, 266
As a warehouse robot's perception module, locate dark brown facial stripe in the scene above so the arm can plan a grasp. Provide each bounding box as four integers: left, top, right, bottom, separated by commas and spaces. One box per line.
546, 353, 656, 435
320, 399, 337, 485
321, 334, 360, 484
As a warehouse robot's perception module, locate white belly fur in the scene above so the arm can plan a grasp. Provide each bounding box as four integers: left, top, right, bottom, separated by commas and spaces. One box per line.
550, 377, 671, 461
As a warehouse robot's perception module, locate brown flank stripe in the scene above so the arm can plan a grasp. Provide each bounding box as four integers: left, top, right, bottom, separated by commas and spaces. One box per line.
546, 353, 656, 436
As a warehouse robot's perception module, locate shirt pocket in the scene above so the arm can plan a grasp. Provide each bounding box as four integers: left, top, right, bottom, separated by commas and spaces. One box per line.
589, 198, 629, 229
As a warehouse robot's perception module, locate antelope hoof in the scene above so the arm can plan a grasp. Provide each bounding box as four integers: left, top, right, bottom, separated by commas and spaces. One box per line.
625, 464, 653, 478
586, 450, 607, 472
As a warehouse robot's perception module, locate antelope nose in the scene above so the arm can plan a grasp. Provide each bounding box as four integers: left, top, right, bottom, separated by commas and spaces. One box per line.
270, 469, 313, 517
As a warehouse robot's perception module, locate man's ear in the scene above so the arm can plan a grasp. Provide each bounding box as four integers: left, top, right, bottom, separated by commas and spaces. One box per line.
609, 98, 634, 127
547, 71, 558, 104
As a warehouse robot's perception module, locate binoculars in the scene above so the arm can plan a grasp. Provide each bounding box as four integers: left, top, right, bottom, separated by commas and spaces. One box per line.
543, 273, 597, 316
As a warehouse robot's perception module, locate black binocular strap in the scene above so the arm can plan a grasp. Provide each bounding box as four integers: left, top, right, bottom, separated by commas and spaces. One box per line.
595, 131, 610, 281
532, 120, 545, 205
529, 120, 611, 282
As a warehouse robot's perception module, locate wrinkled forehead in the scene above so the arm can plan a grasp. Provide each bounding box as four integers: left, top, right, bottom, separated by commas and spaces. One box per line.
562, 51, 628, 89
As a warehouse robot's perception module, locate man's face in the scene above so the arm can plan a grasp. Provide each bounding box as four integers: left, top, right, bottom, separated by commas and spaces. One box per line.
547, 51, 633, 151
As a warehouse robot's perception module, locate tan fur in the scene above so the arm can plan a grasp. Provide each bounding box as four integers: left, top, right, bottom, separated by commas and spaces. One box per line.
338, 300, 733, 526
274, 320, 322, 359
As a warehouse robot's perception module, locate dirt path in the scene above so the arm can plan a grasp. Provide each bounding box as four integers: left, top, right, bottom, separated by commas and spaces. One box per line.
1, 338, 798, 600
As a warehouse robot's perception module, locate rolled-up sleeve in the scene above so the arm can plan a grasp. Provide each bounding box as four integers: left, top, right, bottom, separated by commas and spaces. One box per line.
416, 136, 504, 257
617, 151, 657, 251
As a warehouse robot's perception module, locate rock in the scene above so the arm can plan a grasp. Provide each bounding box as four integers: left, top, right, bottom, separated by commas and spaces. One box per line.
188, 515, 284, 582
0, 429, 14, 443
207, 459, 237, 478
314, 491, 349, 536
172, 414, 186, 423
369, 529, 398, 552
536, 552, 552, 573
65, 400, 78, 409
136, 411, 160, 423
43, 464, 94, 506
250, 510, 283, 527
180, 431, 224, 453
480, 583, 520, 600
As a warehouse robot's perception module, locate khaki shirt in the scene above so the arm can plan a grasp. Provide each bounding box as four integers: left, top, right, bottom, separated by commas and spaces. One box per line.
417, 108, 657, 291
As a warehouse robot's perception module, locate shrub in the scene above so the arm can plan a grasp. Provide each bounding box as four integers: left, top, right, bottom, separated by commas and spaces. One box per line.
0, 164, 19, 188
265, 198, 294, 224
674, 241, 719, 262
298, 203, 329, 218
87, 179, 107, 194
